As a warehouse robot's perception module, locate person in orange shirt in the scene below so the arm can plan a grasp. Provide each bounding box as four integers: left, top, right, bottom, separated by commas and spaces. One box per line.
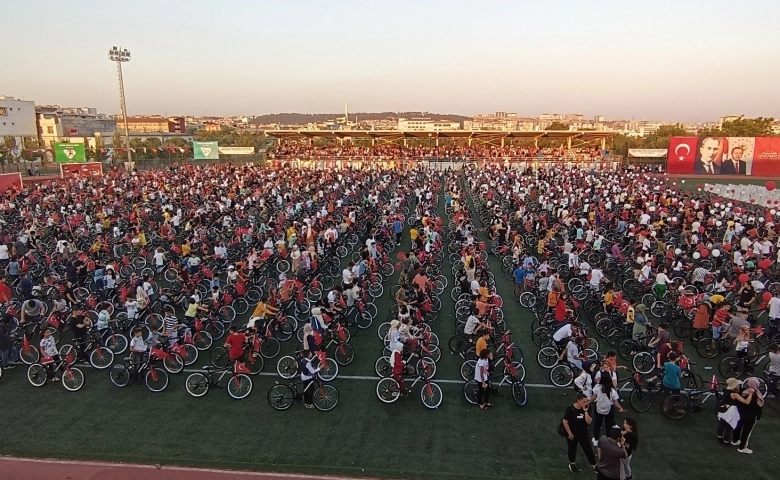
547, 288, 561, 313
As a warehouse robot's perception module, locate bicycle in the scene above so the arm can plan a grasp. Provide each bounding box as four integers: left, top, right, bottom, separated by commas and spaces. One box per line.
375, 371, 443, 409
267, 373, 340, 411
26, 356, 85, 391
184, 362, 253, 400
661, 384, 722, 420
718, 347, 771, 378
108, 353, 170, 392
58, 330, 115, 370
615, 370, 655, 413
276, 349, 339, 382
463, 361, 528, 407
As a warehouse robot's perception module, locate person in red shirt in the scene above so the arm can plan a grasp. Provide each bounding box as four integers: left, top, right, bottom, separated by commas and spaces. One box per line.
0, 277, 12, 303
224, 326, 246, 366
554, 294, 571, 322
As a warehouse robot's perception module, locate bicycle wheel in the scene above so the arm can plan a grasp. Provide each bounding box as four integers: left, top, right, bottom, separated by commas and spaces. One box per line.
415, 357, 437, 379
27, 363, 47, 387
357, 311, 373, 330
662, 394, 689, 420
276, 355, 299, 379
104, 333, 128, 354
376, 377, 401, 403
718, 356, 744, 377
632, 352, 654, 374
192, 331, 213, 351
629, 385, 654, 412
260, 337, 281, 359
618, 339, 640, 361
519, 292, 536, 309
511, 381, 528, 407
537, 346, 559, 369
313, 383, 339, 411
696, 337, 722, 359
333, 342, 355, 366
425, 344, 442, 363
244, 352, 264, 374
89, 346, 114, 370
145, 367, 169, 392
62, 367, 85, 391
181, 344, 198, 366
109, 363, 131, 387
185, 372, 210, 397
420, 381, 443, 409
273, 317, 295, 342
19, 343, 40, 365
268, 384, 295, 410
460, 360, 476, 381
232, 298, 249, 316
209, 347, 229, 368
227, 373, 253, 400
377, 322, 391, 341
319, 357, 339, 382
549, 364, 574, 387
163, 352, 184, 374
463, 379, 479, 405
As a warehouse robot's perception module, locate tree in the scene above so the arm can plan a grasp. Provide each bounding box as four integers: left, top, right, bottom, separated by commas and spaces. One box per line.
641, 124, 689, 149
699, 117, 775, 138
546, 122, 568, 131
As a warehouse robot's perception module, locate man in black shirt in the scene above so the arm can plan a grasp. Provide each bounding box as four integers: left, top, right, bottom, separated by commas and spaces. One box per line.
69, 305, 92, 362
562, 393, 597, 473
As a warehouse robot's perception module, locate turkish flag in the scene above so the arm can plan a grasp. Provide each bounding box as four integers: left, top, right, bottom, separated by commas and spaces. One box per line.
752, 137, 780, 176
666, 137, 697, 174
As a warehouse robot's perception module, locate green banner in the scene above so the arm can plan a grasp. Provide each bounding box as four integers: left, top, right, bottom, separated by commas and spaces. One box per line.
54, 143, 86, 163
193, 141, 219, 160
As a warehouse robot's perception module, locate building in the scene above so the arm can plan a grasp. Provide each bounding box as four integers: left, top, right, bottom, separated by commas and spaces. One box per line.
717, 115, 744, 130
119, 117, 171, 133
202, 122, 221, 132
397, 118, 460, 131
464, 112, 528, 131
0, 96, 37, 138
35, 106, 116, 147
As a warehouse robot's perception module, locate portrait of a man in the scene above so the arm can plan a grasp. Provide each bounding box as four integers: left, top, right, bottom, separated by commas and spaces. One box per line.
694, 137, 722, 174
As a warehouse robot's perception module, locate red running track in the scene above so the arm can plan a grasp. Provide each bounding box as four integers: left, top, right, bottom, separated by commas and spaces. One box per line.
0, 457, 382, 480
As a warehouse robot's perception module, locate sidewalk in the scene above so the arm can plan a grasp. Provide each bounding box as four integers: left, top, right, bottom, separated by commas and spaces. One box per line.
0, 457, 380, 480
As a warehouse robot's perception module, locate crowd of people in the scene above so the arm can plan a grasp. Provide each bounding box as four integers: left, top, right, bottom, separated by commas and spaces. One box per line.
269, 142, 604, 161
0, 157, 777, 476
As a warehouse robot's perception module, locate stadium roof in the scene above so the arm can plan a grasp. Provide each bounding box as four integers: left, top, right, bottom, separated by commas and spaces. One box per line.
264, 130, 617, 140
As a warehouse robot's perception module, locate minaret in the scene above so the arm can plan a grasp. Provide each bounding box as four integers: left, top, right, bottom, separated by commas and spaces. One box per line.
345, 100, 349, 122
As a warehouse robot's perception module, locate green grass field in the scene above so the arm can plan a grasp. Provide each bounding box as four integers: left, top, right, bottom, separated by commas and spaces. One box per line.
0, 189, 777, 480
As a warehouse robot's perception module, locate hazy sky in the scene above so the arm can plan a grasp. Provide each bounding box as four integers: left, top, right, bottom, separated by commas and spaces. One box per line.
3, 1, 779, 122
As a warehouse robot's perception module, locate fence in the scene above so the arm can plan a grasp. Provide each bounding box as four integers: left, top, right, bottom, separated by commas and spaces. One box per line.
2, 153, 267, 177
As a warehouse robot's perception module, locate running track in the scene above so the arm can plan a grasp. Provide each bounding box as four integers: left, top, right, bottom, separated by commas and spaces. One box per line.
0, 457, 382, 480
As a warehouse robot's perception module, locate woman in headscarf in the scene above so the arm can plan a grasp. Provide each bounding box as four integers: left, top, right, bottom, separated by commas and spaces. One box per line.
716, 378, 752, 445
731, 377, 764, 454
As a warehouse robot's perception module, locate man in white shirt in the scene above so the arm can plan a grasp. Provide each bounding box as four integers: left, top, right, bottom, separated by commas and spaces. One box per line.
589, 268, 605, 289
153, 248, 165, 274
342, 264, 355, 287
768, 295, 780, 323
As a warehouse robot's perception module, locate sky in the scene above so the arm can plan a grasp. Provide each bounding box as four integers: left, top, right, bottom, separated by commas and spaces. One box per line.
2, 0, 779, 122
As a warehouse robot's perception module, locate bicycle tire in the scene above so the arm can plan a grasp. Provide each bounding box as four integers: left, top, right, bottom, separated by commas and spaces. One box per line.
105, 333, 128, 354
662, 394, 689, 419
145, 367, 169, 392
374, 356, 391, 378
420, 381, 443, 409
696, 337, 722, 359
260, 337, 281, 359
511, 381, 528, 407
460, 360, 476, 382
268, 384, 295, 410
319, 357, 339, 382
718, 356, 744, 378
549, 364, 574, 387
185, 372, 210, 397
463, 379, 479, 405
276, 355, 299, 379
632, 352, 654, 374
192, 331, 213, 351
109, 363, 131, 387
629, 385, 654, 412
27, 363, 47, 387
537, 346, 559, 369
89, 346, 114, 370
314, 383, 339, 411
333, 342, 355, 366
244, 352, 264, 375
227, 373, 253, 400
415, 357, 437, 379
376, 377, 401, 403
62, 367, 85, 391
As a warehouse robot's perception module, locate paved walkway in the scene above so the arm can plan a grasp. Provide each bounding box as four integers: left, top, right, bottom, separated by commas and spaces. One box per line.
0, 457, 379, 480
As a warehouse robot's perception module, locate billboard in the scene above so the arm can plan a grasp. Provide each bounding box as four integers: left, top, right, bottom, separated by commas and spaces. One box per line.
60, 162, 103, 179
0, 173, 23, 192
193, 141, 219, 160
218, 146, 255, 155
666, 136, 780, 176
628, 149, 667, 158
54, 142, 86, 163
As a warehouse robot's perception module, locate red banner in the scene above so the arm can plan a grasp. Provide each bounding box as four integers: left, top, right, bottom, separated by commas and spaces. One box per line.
667, 136, 779, 176
752, 137, 780, 176
666, 137, 698, 174
60, 162, 103, 179
0, 173, 22, 192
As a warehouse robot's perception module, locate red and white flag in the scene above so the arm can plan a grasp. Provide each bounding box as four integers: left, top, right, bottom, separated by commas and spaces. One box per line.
666, 137, 697, 174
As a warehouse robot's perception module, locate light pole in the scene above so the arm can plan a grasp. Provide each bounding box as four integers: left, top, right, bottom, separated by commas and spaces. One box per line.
108, 46, 132, 166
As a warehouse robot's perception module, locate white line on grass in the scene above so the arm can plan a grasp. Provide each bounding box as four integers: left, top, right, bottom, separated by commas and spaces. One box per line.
180, 368, 556, 388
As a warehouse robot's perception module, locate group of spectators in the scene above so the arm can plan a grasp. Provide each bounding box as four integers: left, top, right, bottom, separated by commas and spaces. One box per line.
269, 142, 604, 161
